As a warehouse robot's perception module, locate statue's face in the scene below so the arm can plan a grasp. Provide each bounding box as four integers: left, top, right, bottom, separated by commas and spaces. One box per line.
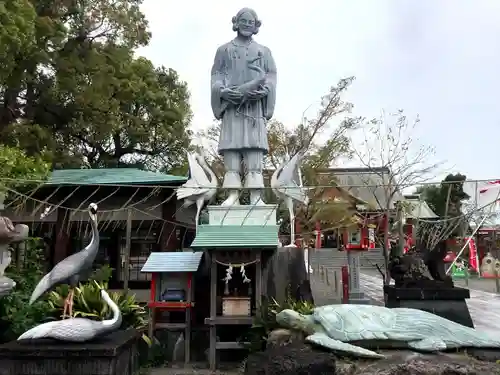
236, 12, 256, 37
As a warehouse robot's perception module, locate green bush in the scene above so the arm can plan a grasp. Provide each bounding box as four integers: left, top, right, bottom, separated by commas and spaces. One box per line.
47, 265, 151, 345
0, 238, 52, 342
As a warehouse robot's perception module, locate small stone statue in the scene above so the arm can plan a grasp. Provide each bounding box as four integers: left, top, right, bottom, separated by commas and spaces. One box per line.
480, 252, 495, 275
388, 249, 430, 288
389, 241, 454, 288
423, 240, 452, 284
210, 7, 277, 206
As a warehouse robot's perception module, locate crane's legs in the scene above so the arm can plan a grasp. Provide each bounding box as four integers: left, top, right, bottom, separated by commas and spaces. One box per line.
195, 200, 202, 232
62, 288, 75, 318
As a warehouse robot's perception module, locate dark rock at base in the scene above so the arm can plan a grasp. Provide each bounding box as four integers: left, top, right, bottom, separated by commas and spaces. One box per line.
368, 360, 495, 375
0, 328, 140, 375
244, 343, 336, 375
266, 328, 304, 349
466, 348, 500, 362
336, 350, 500, 375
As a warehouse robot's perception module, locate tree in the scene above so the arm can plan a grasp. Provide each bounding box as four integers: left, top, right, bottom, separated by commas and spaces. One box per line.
198, 77, 362, 244
0, 0, 192, 173
0, 0, 36, 83
416, 174, 469, 218
352, 110, 443, 283
416, 174, 470, 244
0, 144, 49, 204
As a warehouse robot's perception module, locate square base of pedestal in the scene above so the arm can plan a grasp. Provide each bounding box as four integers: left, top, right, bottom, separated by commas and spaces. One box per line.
0, 329, 140, 375
207, 204, 277, 226
384, 285, 474, 328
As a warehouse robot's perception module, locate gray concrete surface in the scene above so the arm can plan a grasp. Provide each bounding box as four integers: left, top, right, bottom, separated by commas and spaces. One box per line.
359, 271, 500, 332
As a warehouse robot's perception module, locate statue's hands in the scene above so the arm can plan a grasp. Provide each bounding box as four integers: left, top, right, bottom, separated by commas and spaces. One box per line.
246, 88, 268, 101
221, 87, 243, 103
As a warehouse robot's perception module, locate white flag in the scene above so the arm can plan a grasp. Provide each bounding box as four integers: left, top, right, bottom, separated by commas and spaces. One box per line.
477, 180, 500, 208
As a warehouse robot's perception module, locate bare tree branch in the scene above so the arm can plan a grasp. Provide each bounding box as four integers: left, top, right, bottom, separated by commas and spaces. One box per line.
352, 109, 445, 284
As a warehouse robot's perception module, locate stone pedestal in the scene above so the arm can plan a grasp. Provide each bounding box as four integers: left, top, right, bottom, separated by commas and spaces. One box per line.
207, 204, 277, 226
384, 285, 474, 327
193, 204, 280, 371
0, 328, 140, 375
347, 251, 370, 304
0, 276, 15, 297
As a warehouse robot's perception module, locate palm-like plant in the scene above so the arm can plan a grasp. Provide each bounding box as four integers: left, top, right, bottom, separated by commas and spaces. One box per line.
47, 266, 150, 345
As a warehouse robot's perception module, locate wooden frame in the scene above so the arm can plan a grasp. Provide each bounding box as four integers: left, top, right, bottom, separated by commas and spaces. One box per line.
205, 250, 263, 371
147, 272, 194, 363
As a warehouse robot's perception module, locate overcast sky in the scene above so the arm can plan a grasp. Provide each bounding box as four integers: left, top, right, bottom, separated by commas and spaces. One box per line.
138, 0, 500, 183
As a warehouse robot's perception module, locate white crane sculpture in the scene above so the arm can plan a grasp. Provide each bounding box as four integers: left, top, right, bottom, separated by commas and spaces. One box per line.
176, 152, 218, 230
19, 286, 122, 342
29, 203, 99, 317
271, 151, 309, 247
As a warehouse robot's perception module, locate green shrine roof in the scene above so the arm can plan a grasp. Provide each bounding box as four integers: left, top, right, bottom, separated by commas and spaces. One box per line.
141, 252, 203, 273
190, 225, 279, 249
46, 168, 187, 186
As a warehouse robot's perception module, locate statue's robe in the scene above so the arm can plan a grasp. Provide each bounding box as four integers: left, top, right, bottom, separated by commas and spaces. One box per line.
210, 39, 277, 155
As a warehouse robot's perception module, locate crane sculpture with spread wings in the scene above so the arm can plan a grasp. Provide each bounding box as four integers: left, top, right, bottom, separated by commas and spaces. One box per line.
271, 151, 309, 247
176, 152, 218, 230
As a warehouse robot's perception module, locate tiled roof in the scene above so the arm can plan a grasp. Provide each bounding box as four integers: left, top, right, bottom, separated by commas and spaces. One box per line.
46, 168, 187, 186
141, 252, 203, 273
190, 225, 279, 249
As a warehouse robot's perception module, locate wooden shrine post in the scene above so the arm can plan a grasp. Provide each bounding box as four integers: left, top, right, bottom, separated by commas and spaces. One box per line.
191, 205, 279, 371
140, 251, 203, 364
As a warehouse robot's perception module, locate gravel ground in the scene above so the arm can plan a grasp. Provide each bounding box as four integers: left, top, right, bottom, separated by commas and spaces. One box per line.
142, 363, 241, 375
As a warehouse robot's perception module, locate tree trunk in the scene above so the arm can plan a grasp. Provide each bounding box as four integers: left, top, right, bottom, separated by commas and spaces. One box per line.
383, 212, 391, 285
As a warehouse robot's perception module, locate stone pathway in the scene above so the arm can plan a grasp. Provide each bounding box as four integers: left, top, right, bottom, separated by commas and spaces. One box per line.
359, 272, 500, 332
148, 368, 238, 375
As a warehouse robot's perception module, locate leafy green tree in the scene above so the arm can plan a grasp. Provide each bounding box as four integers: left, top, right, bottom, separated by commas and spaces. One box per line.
0, 0, 192, 173
0, 0, 36, 83
416, 174, 468, 217
0, 144, 49, 197
416, 173, 469, 237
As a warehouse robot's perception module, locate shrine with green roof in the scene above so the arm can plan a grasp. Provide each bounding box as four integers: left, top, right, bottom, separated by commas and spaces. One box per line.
189, 203, 279, 367
6, 167, 192, 290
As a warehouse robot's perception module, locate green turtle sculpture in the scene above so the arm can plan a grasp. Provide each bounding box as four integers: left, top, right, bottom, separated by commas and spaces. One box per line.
276, 304, 500, 359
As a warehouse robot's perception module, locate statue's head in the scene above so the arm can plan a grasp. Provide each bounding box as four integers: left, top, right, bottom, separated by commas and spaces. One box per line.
232, 8, 261, 37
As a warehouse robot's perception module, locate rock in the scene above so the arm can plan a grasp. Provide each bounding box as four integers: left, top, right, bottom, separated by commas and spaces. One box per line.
466, 348, 500, 362
244, 343, 336, 375
389, 251, 454, 288
266, 329, 304, 349
335, 350, 500, 375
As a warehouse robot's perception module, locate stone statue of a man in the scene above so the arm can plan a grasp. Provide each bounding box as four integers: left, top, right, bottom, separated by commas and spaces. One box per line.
210, 7, 277, 206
